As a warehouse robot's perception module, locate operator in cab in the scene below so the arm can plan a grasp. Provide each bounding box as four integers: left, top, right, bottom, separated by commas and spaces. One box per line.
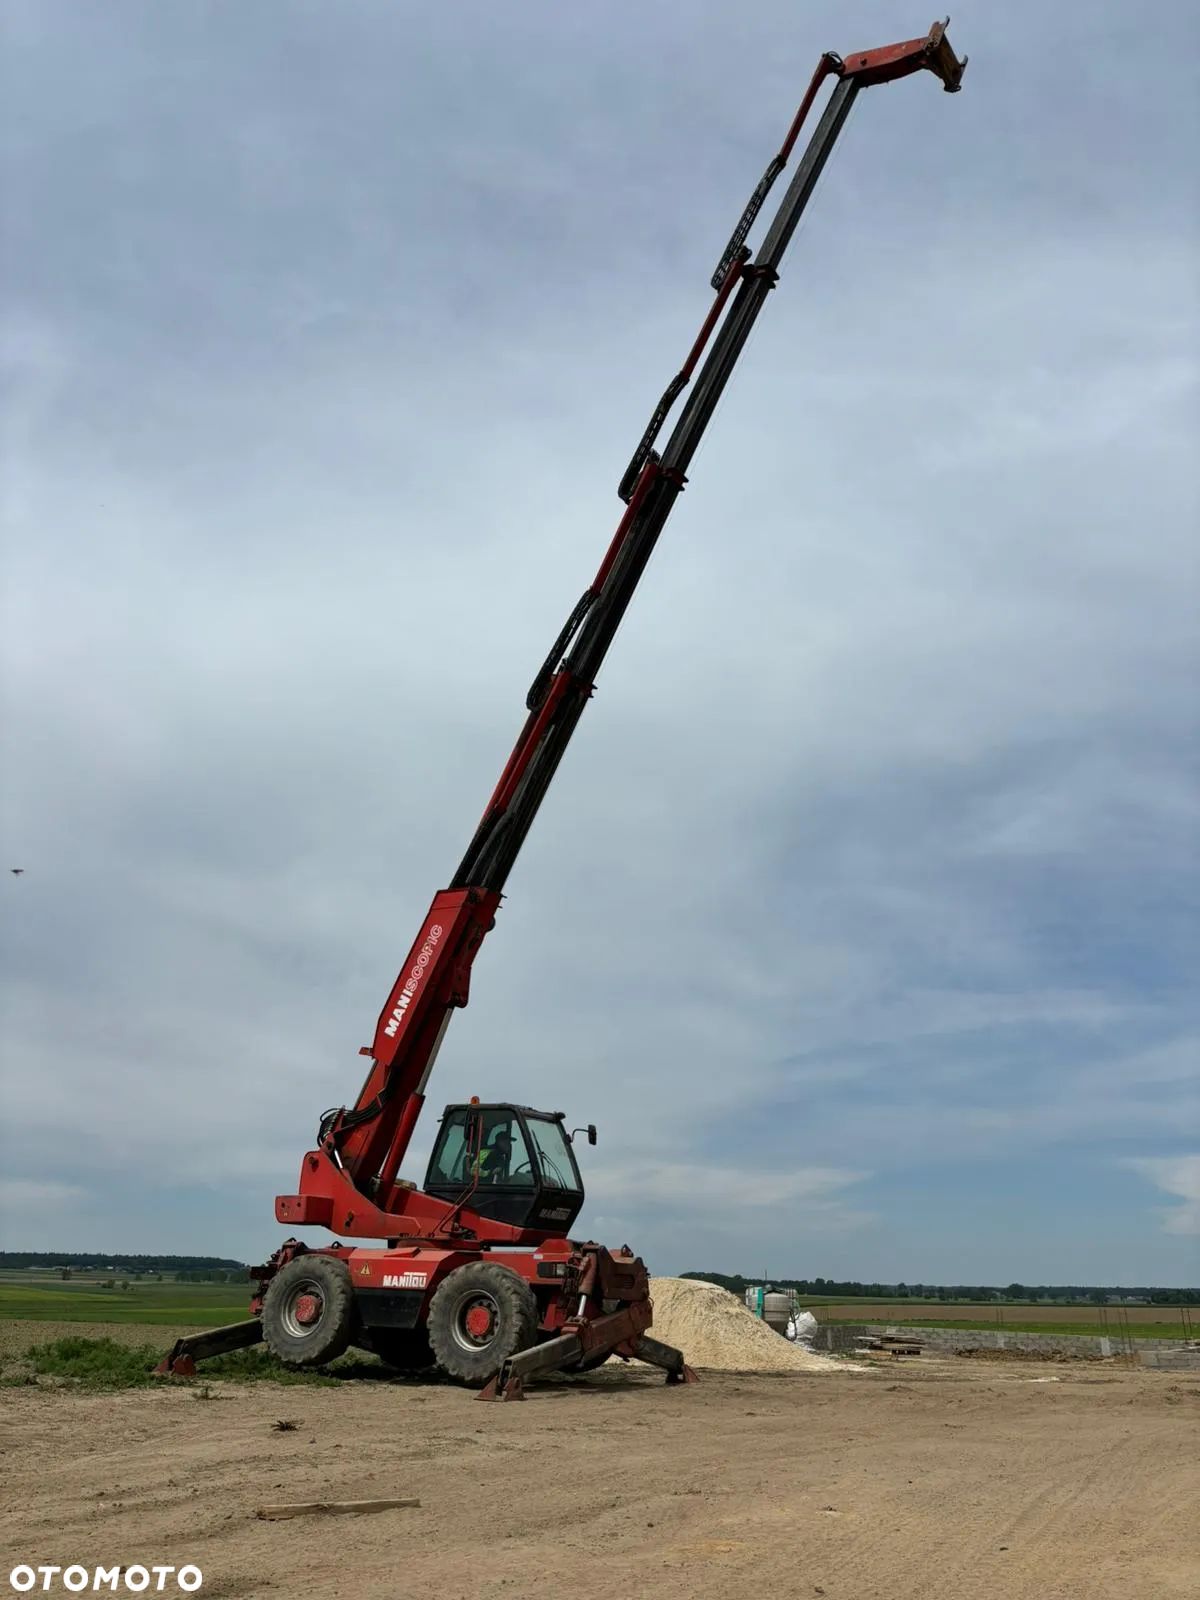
475, 1126, 515, 1184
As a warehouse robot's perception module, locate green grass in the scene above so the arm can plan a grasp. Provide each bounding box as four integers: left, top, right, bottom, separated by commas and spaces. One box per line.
20, 1336, 166, 1388
4, 1335, 388, 1391
0, 1280, 247, 1326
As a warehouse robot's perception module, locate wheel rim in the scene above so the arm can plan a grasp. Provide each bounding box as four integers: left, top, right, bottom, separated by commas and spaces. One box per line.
279, 1277, 327, 1339
452, 1290, 500, 1352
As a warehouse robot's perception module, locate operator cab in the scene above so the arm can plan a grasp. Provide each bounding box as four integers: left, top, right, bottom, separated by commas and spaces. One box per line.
424, 1102, 589, 1234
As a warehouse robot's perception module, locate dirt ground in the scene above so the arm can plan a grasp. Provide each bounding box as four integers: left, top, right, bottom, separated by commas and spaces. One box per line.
2, 1343, 1196, 1600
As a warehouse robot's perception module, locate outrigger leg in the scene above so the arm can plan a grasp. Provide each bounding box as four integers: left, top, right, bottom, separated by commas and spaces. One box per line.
478, 1312, 698, 1402
154, 1318, 264, 1378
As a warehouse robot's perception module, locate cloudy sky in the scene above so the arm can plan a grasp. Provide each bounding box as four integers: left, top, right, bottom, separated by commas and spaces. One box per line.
2, 2, 1197, 1285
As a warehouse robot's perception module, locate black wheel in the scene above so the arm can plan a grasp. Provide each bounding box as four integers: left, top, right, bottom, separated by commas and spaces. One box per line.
261, 1253, 355, 1368
366, 1329, 435, 1373
426, 1262, 539, 1387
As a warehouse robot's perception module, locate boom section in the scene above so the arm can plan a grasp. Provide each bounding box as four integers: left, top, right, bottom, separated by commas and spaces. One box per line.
318, 23, 966, 1198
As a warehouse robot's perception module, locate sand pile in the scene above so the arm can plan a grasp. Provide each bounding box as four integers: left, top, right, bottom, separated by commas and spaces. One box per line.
645, 1277, 847, 1374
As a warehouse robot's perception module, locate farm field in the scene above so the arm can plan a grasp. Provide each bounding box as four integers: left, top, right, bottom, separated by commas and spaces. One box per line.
1, 1277, 1194, 1339
804, 1300, 1196, 1339
0, 1275, 246, 1327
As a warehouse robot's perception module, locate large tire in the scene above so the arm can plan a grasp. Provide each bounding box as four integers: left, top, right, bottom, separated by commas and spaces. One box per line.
426, 1262, 539, 1387
261, 1254, 355, 1368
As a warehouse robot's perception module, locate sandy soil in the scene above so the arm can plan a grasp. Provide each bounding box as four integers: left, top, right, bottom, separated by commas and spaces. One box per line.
2, 1352, 1196, 1600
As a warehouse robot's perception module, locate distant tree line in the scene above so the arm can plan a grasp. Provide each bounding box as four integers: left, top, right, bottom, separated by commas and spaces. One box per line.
0, 1252, 246, 1276
681, 1273, 1200, 1305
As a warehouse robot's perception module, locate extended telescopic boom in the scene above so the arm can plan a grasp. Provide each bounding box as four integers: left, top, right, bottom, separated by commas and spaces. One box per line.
289, 21, 966, 1224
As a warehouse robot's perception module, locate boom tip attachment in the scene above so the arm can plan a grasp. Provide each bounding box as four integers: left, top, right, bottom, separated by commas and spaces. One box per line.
841, 19, 967, 95
928, 19, 968, 93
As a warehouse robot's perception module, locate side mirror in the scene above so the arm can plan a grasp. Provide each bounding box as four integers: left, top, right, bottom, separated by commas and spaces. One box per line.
587, 1124, 597, 1146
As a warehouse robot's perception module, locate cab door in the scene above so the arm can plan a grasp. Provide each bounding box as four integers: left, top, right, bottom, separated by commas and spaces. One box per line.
424, 1106, 541, 1227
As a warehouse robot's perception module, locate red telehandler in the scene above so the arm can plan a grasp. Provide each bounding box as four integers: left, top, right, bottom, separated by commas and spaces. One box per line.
159, 21, 965, 1399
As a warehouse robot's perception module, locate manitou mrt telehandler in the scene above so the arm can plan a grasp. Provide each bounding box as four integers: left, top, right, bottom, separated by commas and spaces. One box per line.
160, 21, 965, 1399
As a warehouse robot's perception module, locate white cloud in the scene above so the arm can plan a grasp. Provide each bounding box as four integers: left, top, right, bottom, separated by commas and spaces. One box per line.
0, 1178, 89, 1211
1122, 1156, 1200, 1237
587, 1162, 869, 1217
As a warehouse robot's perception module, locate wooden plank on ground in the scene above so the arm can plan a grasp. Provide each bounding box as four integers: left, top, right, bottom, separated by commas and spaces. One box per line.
256, 1498, 420, 1521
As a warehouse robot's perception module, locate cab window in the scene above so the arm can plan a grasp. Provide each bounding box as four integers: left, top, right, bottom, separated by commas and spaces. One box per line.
429, 1111, 470, 1185
525, 1118, 580, 1191
475, 1111, 535, 1188
429, 1109, 536, 1189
